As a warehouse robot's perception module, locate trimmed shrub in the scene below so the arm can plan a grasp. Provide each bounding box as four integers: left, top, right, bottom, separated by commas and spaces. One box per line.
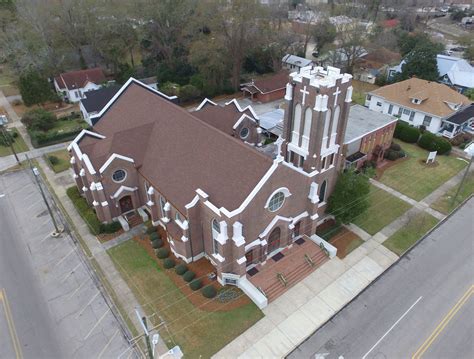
398, 150, 406, 158
175, 264, 187, 275
163, 258, 175, 269
151, 238, 163, 249
149, 232, 160, 241
156, 247, 169, 259
66, 186, 101, 234
384, 149, 398, 161
201, 285, 217, 298
48, 155, 59, 165
418, 132, 452, 155
146, 226, 156, 234
390, 142, 401, 151
100, 221, 122, 233
183, 270, 196, 282
394, 122, 420, 143
189, 279, 202, 291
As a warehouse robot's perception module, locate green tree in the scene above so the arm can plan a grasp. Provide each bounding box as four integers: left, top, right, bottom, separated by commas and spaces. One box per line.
395, 43, 440, 82
327, 170, 371, 224
397, 32, 443, 57
464, 88, 474, 101
312, 19, 337, 53
19, 70, 55, 106
115, 63, 136, 84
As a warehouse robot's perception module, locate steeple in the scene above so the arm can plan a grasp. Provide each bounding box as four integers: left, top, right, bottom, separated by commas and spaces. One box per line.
282, 66, 353, 174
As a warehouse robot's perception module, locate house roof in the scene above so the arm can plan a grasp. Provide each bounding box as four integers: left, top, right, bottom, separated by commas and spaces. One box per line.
444, 104, 474, 125
78, 80, 273, 213
80, 85, 121, 113
437, 55, 474, 89
344, 105, 397, 144
242, 71, 289, 94
259, 109, 285, 136
282, 54, 313, 68
369, 78, 470, 118
55, 68, 106, 90
193, 101, 256, 136
359, 48, 401, 70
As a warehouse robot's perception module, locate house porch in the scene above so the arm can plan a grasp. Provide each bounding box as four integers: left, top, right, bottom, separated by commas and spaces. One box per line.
247, 235, 329, 303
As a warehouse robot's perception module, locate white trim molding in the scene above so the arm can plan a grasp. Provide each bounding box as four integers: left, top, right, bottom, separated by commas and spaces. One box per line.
232, 221, 245, 247
195, 98, 217, 111
232, 113, 257, 130
225, 99, 259, 119
264, 187, 291, 210
99, 153, 135, 174
112, 185, 138, 199
67, 129, 105, 151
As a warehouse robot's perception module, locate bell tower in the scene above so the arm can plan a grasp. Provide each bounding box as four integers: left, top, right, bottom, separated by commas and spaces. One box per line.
282, 66, 353, 174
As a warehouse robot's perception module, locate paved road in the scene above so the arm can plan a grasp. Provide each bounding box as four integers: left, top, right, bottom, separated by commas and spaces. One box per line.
0, 142, 67, 172
0, 170, 131, 358
289, 197, 474, 359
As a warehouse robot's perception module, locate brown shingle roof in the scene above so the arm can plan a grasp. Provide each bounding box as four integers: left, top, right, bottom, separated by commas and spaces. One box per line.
243, 71, 289, 94
193, 103, 255, 136
55, 68, 106, 89
79, 82, 273, 213
370, 78, 470, 118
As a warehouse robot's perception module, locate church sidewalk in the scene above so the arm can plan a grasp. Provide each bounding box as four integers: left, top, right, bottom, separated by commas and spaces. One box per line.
214, 237, 399, 359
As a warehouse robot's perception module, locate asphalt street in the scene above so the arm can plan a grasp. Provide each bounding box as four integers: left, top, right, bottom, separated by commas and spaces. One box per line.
0, 169, 131, 359
289, 197, 474, 359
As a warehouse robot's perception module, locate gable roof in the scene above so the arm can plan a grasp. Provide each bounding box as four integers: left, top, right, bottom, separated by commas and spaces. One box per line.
437, 55, 474, 89
359, 48, 401, 69
369, 78, 470, 118
282, 54, 313, 68
55, 68, 106, 90
241, 71, 289, 94
80, 85, 121, 113
78, 80, 273, 213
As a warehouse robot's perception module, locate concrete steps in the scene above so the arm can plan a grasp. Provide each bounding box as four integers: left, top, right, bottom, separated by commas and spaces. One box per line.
263, 250, 328, 302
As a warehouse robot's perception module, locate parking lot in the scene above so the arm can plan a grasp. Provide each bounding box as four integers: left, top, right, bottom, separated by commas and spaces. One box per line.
0, 169, 133, 358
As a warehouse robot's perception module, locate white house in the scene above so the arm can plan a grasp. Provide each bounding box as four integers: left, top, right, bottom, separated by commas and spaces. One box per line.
282, 54, 313, 72
54, 68, 106, 103
365, 78, 470, 137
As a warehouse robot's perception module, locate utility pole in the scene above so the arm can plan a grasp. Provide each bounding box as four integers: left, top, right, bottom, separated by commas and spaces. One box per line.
451, 151, 473, 208
136, 309, 154, 359
0, 124, 19, 164
26, 154, 61, 235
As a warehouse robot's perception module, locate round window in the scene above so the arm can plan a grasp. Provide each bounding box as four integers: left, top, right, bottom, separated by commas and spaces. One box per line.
240, 127, 249, 139
112, 169, 127, 183
268, 191, 285, 212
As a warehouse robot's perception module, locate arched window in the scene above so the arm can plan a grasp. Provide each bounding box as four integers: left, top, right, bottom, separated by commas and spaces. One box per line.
267, 191, 285, 212
112, 169, 127, 183
291, 104, 302, 145
211, 219, 220, 254
322, 108, 332, 149
319, 180, 327, 203
302, 107, 312, 150
330, 105, 340, 146
159, 196, 166, 217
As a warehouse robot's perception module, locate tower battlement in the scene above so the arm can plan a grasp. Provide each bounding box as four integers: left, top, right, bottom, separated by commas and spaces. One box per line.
289, 65, 352, 90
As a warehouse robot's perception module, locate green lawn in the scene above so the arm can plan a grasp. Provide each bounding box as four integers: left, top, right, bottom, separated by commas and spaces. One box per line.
45, 149, 70, 173
108, 240, 263, 358
431, 172, 474, 214
379, 140, 467, 201
383, 212, 439, 256
0, 128, 29, 157
353, 184, 412, 235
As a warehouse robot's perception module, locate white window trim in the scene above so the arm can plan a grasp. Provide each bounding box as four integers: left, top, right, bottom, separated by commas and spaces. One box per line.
112, 169, 127, 183
99, 153, 134, 174
264, 187, 291, 210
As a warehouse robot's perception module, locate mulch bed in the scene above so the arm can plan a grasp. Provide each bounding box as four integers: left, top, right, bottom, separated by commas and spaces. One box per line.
133, 226, 252, 312
97, 228, 125, 243
330, 228, 363, 259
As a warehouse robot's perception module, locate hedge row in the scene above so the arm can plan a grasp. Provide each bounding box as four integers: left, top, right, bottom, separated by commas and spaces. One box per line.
394, 121, 420, 143
66, 186, 121, 234
418, 132, 452, 155
29, 128, 84, 148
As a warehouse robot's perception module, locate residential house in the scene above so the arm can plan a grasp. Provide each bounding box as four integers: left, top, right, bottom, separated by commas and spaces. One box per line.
318, 47, 368, 73
69, 66, 353, 308
282, 54, 313, 72
439, 104, 474, 139
54, 68, 106, 103
388, 54, 474, 94
354, 48, 401, 84
343, 105, 397, 169
241, 71, 289, 103
365, 78, 470, 137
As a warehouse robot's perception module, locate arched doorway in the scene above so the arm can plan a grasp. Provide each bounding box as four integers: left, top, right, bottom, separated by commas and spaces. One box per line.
267, 227, 281, 254
119, 195, 133, 214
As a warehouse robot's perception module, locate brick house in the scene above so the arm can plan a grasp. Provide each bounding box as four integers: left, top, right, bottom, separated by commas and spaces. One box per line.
54, 68, 107, 103
241, 71, 289, 103
69, 66, 353, 308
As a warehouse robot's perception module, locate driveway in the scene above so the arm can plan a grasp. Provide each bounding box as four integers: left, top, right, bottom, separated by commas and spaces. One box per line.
0, 169, 132, 358
288, 197, 474, 359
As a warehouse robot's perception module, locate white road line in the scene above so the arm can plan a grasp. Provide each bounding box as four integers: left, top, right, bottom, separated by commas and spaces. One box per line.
0, 193, 5, 198
75, 291, 100, 319
97, 329, 120, 359
83, 308, 111, 340
27, 199, 41, 210
68, 278, 90, 300
24, 191, 37, 201
60, 262, 82, 283
41, 218, 52, 227
39, 233, 52, 244
361, 296, 423, 359
117, 346, 133, 359
54, 249, 75, 267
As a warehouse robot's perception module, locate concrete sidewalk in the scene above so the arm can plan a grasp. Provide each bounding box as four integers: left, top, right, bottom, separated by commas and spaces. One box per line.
0, 142, 68, 172
215, 237, 398, 358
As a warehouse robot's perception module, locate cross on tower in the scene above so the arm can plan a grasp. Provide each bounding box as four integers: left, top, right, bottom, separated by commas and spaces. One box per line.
333, 86, 341, 106
300, 86, 309, 106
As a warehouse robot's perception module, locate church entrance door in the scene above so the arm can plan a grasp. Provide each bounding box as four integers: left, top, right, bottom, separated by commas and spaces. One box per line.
268, 227, 281, 254
119, 195, 133, 214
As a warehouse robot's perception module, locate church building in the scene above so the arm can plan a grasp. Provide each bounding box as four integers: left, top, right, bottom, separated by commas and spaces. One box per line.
68, 66, 353, 308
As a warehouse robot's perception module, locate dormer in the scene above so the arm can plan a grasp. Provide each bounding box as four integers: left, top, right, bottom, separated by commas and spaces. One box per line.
409, 91, 428, 105
445, 102, 461, 111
